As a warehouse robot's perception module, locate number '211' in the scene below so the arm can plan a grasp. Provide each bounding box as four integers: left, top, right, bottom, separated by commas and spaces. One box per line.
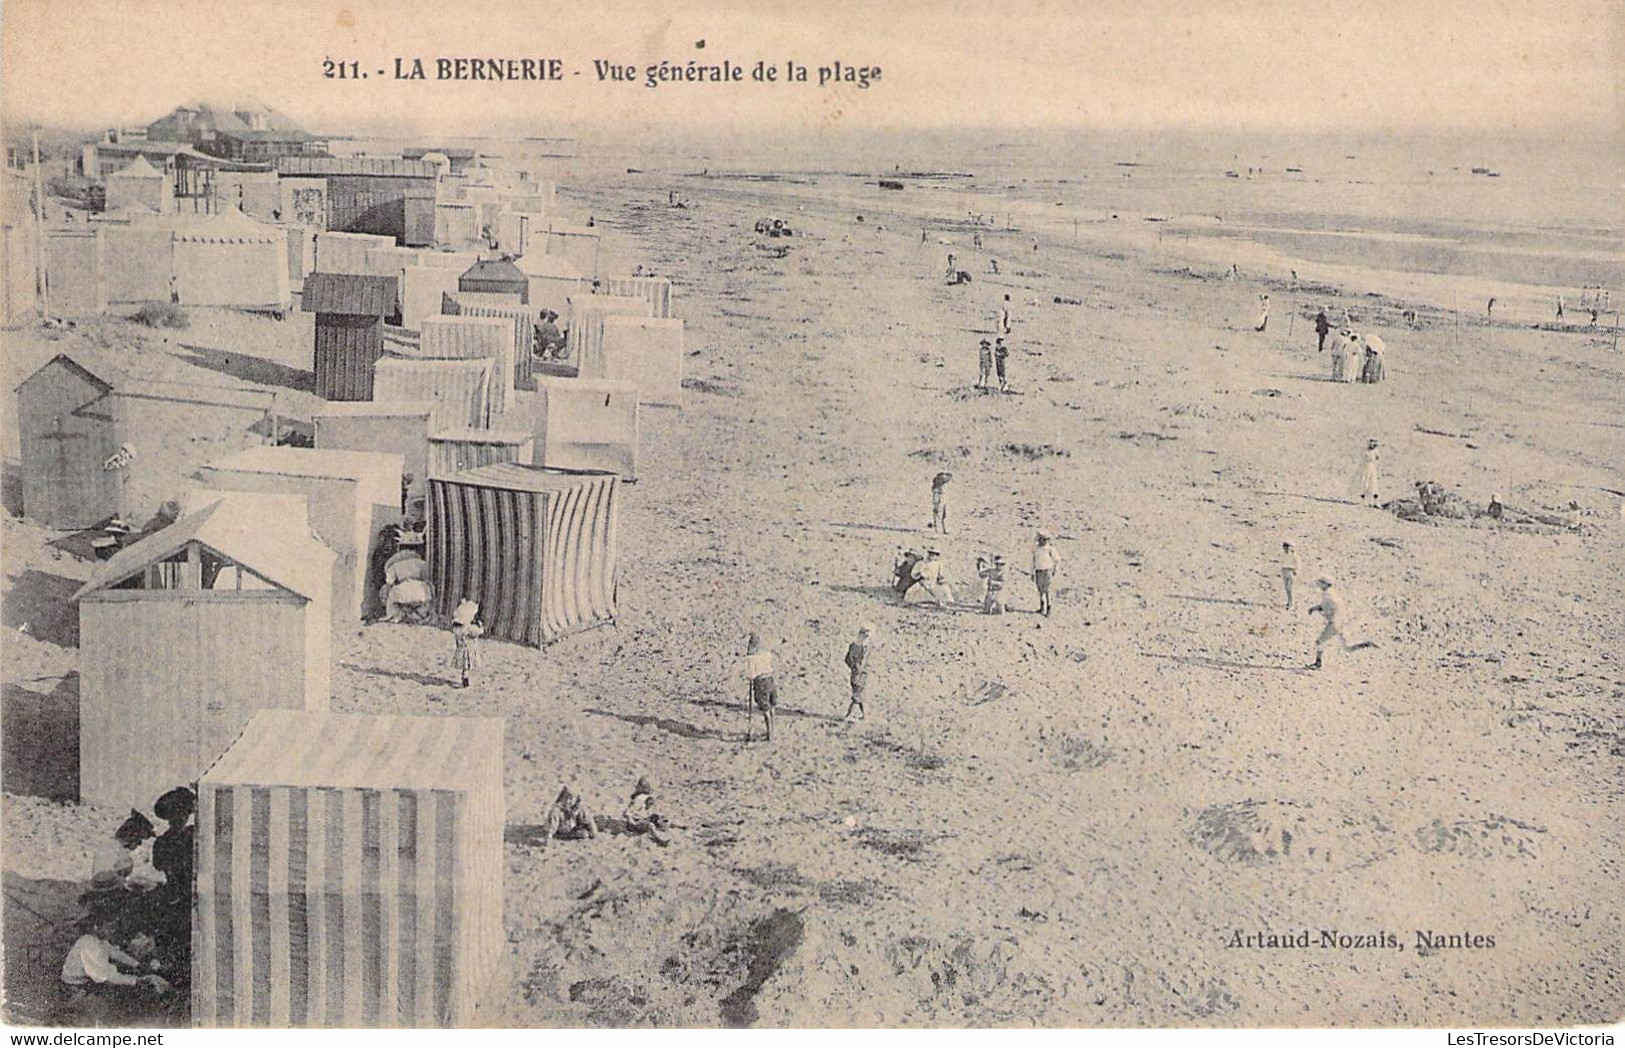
323, 59, 364, 79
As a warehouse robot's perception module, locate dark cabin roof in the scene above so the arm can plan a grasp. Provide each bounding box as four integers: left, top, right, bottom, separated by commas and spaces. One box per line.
458, 259, 526, 285
302, 273, 398, 316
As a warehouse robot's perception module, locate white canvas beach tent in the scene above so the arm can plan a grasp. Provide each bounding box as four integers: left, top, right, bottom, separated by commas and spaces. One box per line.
194, 709, 504, 1027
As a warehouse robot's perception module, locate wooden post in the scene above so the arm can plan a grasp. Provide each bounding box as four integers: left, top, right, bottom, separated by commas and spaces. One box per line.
32, 126, 49, 322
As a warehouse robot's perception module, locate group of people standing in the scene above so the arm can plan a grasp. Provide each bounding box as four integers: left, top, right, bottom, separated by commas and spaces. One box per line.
1314, 308, 1386, 384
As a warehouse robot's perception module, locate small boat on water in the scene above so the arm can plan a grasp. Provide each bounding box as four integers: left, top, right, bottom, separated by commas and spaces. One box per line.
1224, 170, 1239, 178
1286, 166, 1303, 173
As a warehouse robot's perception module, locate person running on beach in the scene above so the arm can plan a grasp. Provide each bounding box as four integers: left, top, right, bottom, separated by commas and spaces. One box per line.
1357, 440, 1382, 505
1032, 532, 1060, 616
1254, 294, 1270, 332
977, 338, 994, 389
994, 337, 1011, 391
843, 625, 872, 720
1307, 577, 1374, 669
743, 633, 778, 742
931, 471, 953, 533
908, 548, 955, 608
1314, 308, 1331, 352
1279, 542, 1301, 609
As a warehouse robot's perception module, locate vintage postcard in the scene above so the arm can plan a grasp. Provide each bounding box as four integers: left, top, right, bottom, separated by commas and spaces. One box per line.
1, 0, 1621, 1033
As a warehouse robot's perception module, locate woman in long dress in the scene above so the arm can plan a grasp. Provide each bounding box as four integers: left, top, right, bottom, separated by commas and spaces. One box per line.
1356, 440, 1382, 504
1359, 333, 1387, 383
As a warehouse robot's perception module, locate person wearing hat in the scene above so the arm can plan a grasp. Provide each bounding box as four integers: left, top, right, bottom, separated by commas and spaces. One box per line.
1314, 307, 1331, 352
843, 624, 873, 721
1357, 439, 1382, 505
908, 548, 955, 608
994, 337, 1011, 392
977, 338, 994, 389
537, 310, 565, 360
87, 810, 157, 895
1032, 531, 1060, 616
1306, 576, 1373, 669
930, 471, 953, 534
742, 633, 778, 742
978, 554, 1007, 614
622, 775, 671, 846
450, 599, 484, 688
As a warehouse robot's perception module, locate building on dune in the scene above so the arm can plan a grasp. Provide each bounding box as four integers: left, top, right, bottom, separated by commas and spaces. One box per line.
72, 492, 334, 810
14, 350, 276, 529
277, 156, 437, 246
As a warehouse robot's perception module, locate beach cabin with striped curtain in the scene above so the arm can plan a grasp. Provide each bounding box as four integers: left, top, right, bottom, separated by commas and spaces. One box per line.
193, 710, 504, 1028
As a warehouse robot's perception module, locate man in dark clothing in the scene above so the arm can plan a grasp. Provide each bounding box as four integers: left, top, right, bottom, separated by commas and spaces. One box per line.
1315, 309, 1331, 352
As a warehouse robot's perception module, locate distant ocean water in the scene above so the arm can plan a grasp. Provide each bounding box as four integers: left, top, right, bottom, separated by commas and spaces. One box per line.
341, 127, 1624, 301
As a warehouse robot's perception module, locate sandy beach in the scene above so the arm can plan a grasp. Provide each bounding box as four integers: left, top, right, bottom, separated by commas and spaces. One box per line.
3, 159, 1622, 1026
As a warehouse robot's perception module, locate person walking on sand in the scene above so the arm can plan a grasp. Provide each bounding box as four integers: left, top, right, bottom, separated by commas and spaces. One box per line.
742, 633, 778, 742
1357, 439, 1382, 505
931, 471, 953, 533
998, 294, 1013, 337
1032, 532, 1060, 616
1279, 542, 1301, 609
1314, 308, 1331, 352
994, 337, 1011, 391
1254, 293, 1270, 332
908, 548, 956, 608
1556, 295, 1565, 320
1307, 577, 1374, 669
980, 554, 1008, 614
977, 338, 994, 389
450, 599, 483, 688
843, 624, 872, 720
1487, 297, 1496, 319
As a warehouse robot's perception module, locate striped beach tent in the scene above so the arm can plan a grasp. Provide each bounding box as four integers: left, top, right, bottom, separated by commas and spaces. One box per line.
427, 464, 619, 646
194, 710, 504, 1028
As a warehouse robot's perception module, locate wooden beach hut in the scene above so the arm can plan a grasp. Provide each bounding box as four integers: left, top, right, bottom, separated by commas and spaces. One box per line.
399, 265, 462, 331
427, 464, 620, 646
457, 258, 528, 302
73, 494, 334, 810
15, 350, 273, 529
529, 377, 639, 479
194, 709, 504, 1028
195, 447, 403, 626
302, 273, 399, 401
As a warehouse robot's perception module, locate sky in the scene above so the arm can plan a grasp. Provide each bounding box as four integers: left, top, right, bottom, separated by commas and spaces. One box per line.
2, 0, 1620, 141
